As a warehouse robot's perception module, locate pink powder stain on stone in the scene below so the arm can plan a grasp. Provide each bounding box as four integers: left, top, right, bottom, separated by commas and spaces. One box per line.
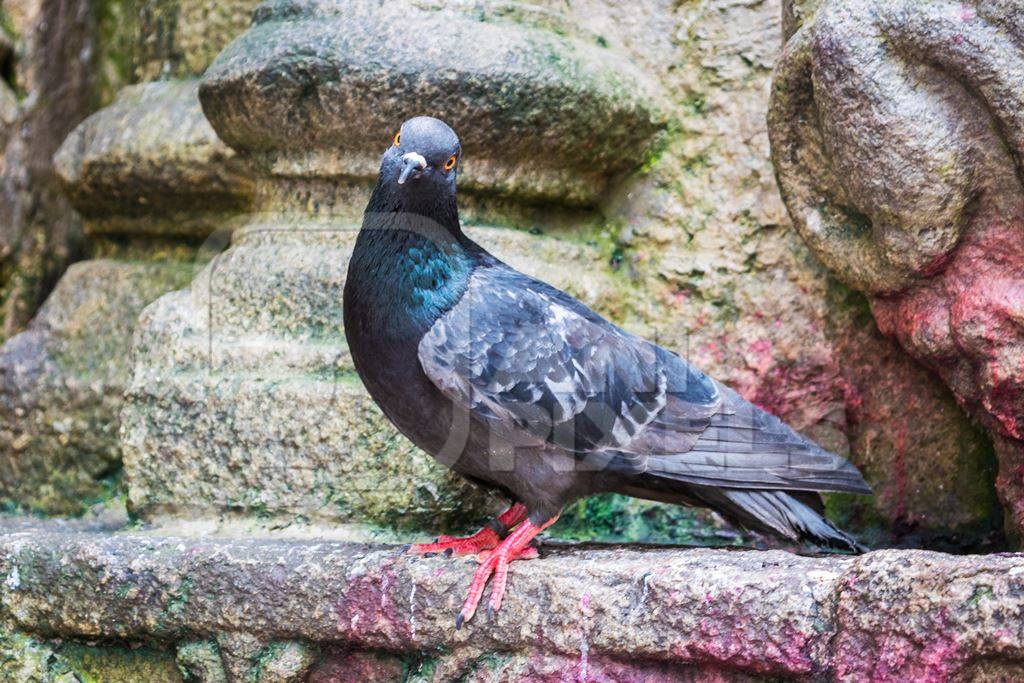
333, 565, 412, 645
732, 345, 844, 429
838, 631, 964, 682
870, 214, 1024, 529
579, 592, 593, 618
672, 619, 818, 677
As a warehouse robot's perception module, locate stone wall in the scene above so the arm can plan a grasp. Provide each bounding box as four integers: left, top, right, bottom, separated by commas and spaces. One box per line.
0, 0, 1003, 545
118, 0, 1001, 549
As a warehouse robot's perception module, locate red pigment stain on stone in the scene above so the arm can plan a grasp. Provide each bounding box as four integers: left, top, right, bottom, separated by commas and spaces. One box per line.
747, 338, 774, 374
836, 609, 963, 681
735, 349, 844, 429
671, 620, 818, 677
869, 213, 1024, 527
703, 340, 726, 365
334, 564, 411, 644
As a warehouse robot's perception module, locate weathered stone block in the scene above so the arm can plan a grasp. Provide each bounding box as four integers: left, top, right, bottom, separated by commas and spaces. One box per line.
0, 259, 193, 514
54, 80, 253, 236
199, 0, 667, 206
0, 39, 253, 513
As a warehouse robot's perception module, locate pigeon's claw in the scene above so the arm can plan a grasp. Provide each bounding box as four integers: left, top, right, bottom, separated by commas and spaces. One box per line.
408, 502, 527, 557
476, 544, 539, 562
456, 515, 558, 627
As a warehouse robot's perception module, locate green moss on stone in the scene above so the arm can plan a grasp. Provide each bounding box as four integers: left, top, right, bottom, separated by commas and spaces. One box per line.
176, 640, 225, 683
0, 626, 78, 682
57, 642, 183, 683
549, 493, 747, 546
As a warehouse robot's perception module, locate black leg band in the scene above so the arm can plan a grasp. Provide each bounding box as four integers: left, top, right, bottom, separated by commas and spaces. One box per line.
486, 517, 510, 540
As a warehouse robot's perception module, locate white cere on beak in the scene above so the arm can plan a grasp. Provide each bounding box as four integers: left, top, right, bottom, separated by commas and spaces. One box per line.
402, 152, 428, 169
398, 151, 428, 185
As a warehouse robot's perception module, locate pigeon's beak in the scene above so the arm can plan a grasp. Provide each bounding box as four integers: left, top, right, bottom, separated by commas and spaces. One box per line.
397, 152, 428, 185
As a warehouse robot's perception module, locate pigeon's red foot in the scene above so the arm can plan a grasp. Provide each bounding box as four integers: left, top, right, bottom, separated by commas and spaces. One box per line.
409, 529, 498, 557
456, 515, 559, 628
409, 503, 526, 557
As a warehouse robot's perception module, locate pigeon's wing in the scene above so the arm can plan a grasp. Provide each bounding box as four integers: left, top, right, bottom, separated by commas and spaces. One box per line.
631, 383, 871, 493
417, 265, 721, 457
419, 265, 870, 494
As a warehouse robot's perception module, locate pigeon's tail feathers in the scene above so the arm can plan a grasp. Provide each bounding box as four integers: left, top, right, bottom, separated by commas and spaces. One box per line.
708, 488, 866, 553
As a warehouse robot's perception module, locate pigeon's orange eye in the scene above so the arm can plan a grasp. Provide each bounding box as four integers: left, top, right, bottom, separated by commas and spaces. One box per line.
444, 154, 457, 171
393, 131, 401, 147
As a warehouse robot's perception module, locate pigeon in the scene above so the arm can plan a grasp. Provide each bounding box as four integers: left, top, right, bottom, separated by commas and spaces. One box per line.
343, 116, 872, 627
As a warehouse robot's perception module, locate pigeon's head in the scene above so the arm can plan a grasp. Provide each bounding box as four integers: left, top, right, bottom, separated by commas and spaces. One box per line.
380, 116, 461, 197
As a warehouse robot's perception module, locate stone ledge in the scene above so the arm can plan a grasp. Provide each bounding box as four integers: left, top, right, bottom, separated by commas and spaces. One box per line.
2, 531, 1023, 680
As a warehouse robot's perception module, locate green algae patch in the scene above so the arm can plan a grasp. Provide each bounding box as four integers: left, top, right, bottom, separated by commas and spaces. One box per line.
549, 493, 748, 546
0, 626, 78, 682
57, 642, 183, 683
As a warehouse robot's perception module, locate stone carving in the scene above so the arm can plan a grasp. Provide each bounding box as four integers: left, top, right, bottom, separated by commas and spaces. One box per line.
769, 0, 1024, 536
122, 0, 665, 531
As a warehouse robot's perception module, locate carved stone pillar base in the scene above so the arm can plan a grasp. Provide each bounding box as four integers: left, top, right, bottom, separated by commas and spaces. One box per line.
121, 0, 668, 531
0, 80, 250, 514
